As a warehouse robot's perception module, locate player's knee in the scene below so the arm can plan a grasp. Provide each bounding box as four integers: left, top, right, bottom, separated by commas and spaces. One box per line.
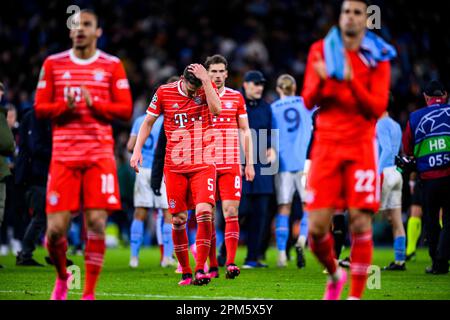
385, 213, 393, 225
86, 218, 106, 235
163, 213, 172, 224
134, 208, 147, 221
278, 204, 291, 215
308, 212, 330, 237
172, 213, 187, 226
46, 226, 65, 243
196, 210, 212, 223
196, 203, 213, 215
411, 205, 422, 218
308, 223, 329, 238
350, 214, 372, 234
224, 205, 237, 218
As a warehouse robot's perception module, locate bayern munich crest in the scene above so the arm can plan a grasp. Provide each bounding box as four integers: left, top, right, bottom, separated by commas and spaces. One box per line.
48, 191, 60, 206
169, 199, 176, 209
194, 96, 202, 105
93, 69, 105, 81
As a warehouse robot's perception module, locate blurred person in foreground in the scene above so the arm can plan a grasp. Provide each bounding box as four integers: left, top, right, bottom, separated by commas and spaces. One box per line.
34, 10, 132, 299
302, 0, 396, 300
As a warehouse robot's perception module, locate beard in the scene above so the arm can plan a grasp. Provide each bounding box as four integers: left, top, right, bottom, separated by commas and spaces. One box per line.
74, 43, 88, 50
187, 89, 197, 97
344, 28, 358, 37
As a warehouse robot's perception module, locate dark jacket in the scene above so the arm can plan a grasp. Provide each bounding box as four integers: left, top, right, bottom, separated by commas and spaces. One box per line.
0, 108, 15, 181
15, 109, 52, 186
240, 90, 274, 195
151, 128, 167, 191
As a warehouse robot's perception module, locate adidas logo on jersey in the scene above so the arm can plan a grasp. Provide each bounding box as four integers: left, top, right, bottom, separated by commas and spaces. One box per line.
62, 71, 71, 79
107, 195, 118, 204
235, 191, 241, 197
172, 103, 180, 109
209, 195, 215, 201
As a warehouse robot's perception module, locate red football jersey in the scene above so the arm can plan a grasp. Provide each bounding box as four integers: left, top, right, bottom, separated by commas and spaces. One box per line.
302, 40, 391, 144
34, 49, 132, 164
214, 87, 247, 171
146, 80, 219, 173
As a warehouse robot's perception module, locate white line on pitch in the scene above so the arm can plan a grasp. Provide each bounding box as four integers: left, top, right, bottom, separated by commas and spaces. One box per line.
0, 290, 274, 300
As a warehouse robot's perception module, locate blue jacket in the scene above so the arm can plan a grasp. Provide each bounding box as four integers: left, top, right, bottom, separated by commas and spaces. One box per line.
408, 103, 450, 177
240, 90, 274, 195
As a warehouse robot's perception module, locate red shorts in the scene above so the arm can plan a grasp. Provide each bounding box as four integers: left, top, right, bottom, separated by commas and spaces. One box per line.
164, 165, 217, 214
46, 158, 121, 214
216, 165, 242, 201
305, 140, 380, 213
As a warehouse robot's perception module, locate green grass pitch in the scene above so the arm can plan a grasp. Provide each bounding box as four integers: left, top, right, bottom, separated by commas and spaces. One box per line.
0, 247, 449, 300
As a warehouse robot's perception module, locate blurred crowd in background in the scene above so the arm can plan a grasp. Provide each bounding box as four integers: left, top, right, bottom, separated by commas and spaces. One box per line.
0, 0, 448, 253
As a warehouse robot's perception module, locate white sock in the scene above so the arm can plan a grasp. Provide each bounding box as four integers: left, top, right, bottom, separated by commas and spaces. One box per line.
297, 235, 307, 249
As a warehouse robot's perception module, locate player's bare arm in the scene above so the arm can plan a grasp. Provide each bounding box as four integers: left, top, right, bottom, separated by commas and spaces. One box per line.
130, 114, 157, 173
238, 116, 255, 181
266, 148, 277, 163
188, 64, 221, 116
127, 135, 137, 153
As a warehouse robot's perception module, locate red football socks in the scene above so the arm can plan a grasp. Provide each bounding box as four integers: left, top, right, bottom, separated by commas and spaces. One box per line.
83, 231, 105, 297
172, 223, 192, 274
309, 233, 338, 276
209, 222, 218, 269
350, 231, 373, 299
224, 216, 239, 265
195, 211, 212, 272
46, 236, 68, 280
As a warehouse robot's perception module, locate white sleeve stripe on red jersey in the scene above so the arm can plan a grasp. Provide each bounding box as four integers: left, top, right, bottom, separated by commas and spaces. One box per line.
99, 51, 120, 63
48, 50, 70, 61
239, 114, 248, 118
146, 110, 160, 117
161, 82, 178, 89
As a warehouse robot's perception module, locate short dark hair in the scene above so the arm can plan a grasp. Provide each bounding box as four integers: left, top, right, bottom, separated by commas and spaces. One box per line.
342, 0, 371, 7
204, 54, 228, 71
183, 67, 202, 88
424, 80, 447, 97
166, 75, 180, 84
80, 9, 100, 27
